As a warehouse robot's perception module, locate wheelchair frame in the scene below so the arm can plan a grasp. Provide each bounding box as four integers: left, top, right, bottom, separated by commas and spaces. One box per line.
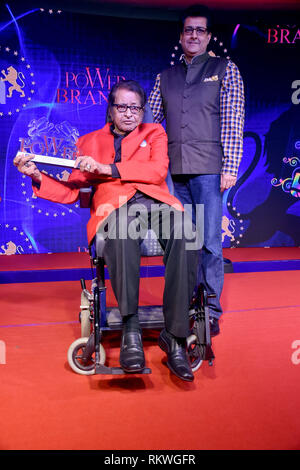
67, 251, 215, 376
67, 188, 215, 376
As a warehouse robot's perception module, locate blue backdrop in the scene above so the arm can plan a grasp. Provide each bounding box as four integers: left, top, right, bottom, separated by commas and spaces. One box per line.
0, 5, 299, 255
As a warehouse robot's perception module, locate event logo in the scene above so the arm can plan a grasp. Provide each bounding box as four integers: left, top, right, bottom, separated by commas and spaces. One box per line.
56, 67, 126, 105
0, 45, 36, 116
267, 25, 300, 44
271, 156, 300, 198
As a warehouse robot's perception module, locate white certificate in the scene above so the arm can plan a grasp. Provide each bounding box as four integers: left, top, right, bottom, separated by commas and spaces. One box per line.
16, 151, 77, 168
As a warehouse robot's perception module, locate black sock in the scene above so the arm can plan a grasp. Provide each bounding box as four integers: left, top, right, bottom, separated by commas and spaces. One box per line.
166, 329, 186, 346
123, 313, 141, 333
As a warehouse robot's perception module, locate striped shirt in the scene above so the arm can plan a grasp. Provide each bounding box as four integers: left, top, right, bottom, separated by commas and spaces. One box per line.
148, 57, 245, 177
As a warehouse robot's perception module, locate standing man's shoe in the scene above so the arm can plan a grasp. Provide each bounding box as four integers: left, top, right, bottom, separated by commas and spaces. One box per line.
119, 330, 145, 373
158, 329, 194, 382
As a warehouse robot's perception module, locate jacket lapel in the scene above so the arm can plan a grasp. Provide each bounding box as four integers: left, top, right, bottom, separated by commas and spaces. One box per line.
121, 125, 145, 161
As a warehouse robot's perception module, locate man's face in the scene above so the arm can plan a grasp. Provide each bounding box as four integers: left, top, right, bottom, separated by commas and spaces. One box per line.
109, 88, 144, 135
180, 16, 211, 61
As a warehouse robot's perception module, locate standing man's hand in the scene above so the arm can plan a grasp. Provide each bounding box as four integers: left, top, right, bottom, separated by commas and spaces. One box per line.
220, 173, 237, 192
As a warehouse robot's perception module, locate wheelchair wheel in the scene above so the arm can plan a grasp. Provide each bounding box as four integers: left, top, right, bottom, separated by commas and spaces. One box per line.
67, 337, 106, 375
187, 334, 203, 372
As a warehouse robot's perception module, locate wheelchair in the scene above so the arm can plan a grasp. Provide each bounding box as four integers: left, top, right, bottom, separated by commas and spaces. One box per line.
67, 189, 215, 376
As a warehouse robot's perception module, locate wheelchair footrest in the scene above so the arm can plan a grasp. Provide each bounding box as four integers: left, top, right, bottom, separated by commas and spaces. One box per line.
95, 364, 152, 375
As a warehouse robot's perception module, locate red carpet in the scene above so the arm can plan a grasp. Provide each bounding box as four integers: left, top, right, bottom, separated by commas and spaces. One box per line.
0, 251, 300, 450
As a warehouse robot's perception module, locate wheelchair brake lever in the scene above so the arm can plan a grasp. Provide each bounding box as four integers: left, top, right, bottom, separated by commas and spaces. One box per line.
82, 289, 93, 302
79, 279, 93, 303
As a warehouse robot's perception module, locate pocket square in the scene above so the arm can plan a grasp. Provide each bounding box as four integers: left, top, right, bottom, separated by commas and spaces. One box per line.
203, 75, 219, 82
140, 140, 147, 147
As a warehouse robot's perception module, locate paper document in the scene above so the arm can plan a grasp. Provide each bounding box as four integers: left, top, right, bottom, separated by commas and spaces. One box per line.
16, 151, 77, 168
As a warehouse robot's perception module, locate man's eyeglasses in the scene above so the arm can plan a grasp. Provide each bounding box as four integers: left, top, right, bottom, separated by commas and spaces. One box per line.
184, 27, 208, 36
112, 104, 144, 114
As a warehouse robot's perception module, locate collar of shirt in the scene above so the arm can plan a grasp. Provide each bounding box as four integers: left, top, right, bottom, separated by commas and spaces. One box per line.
180, 51, 210, 67
109, 124, 129, 139
110, 124, 129, 163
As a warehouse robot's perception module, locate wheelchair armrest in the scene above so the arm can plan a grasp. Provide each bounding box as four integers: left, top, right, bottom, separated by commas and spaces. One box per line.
79, 187, 93, 208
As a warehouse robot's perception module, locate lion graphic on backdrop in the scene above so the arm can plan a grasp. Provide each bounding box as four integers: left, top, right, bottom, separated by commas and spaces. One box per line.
0, 241, 24, 255
222, 215, 235, 242
1, 66, 25, 98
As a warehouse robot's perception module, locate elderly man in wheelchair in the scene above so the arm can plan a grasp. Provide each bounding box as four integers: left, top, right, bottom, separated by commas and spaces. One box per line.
13, 79, 207, 382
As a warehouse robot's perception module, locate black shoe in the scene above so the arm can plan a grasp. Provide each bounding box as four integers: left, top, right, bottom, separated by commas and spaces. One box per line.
119, 330, 145, 373
209, 317, 220, 337
158, 329, 194, 382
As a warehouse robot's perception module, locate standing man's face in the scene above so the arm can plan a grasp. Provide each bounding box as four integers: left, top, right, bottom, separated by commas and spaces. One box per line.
180, 16, 212, 62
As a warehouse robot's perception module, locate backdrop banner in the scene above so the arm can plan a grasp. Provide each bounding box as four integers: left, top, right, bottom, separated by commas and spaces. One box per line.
0, 5, 299, 255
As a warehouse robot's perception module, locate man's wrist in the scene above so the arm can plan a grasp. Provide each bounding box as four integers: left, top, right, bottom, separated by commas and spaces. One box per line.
32, 172, 42, 185
221, 171, 237, 178
103, 164, 112, 176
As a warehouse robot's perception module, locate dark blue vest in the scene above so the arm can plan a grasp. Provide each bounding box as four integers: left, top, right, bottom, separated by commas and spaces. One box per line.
160, 53, 228, 174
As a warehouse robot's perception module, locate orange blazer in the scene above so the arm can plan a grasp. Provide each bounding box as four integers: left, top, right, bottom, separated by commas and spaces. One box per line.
33, 123, 183, 244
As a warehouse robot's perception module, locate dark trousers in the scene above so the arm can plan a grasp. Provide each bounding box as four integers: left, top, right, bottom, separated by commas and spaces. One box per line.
99, 194, 199, 338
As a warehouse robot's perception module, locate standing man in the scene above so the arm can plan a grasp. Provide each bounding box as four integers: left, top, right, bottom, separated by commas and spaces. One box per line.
149, 4, 245, 335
